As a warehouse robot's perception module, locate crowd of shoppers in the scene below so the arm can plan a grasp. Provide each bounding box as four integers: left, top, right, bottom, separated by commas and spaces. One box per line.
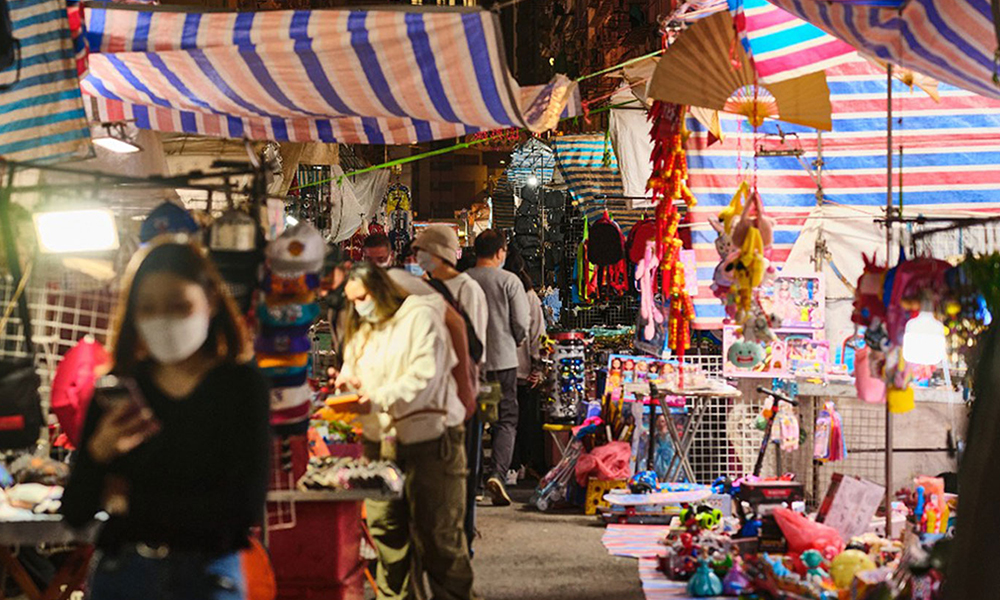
59, 225, 544, 600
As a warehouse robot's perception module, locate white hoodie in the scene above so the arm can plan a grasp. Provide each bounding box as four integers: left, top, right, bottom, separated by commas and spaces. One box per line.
341, 294, 461, 444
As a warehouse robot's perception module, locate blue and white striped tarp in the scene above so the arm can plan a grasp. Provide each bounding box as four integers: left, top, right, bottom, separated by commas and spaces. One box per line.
504, 137, 555, 191
0, 0, 90, 163
551, 134, 646, 234
765, 0, 1000, 102
79, 5, 579, 144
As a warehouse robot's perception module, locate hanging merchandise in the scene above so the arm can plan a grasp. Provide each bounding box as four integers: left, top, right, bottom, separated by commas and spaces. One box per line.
259, 221, 326, 437
645, 102, 698, 364
575, 217, 598, 303
635, 240, 663, 343
140, 201, 201, 244
588, 211, 628, 297
813, 401, 846, 463
210, 208, 262, 314
385, 183, 413, 258
777, 404, 800, 453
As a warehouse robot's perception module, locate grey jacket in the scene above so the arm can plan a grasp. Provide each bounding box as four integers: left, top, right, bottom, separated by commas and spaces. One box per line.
466, 266, 530, 372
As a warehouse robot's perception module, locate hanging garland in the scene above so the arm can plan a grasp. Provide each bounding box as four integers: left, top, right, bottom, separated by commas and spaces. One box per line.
646, 101, 698, 362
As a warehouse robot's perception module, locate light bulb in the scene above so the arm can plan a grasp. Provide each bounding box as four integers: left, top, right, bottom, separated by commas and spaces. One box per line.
33, 208, 119, 254
526, 175, 539, 187
902, 310, 946, 365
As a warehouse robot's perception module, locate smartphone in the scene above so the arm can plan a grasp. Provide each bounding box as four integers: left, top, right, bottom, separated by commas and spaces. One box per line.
94, 375, 148, 411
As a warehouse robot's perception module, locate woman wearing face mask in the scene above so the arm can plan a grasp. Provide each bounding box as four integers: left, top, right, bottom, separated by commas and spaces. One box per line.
61, 239, 270, 600
336, 262, 474, 600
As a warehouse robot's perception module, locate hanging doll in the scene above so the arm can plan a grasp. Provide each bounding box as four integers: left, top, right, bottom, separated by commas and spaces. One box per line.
636, 240, 663, 341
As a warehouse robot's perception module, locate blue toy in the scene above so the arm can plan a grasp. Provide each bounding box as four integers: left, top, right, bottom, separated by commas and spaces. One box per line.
687, 557, 723, 597
629, 470, 658, 494
763, 553, 790, 578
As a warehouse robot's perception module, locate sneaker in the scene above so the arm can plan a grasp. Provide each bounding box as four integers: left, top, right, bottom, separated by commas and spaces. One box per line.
506, 469, 519, 486
485, 476, 512, 506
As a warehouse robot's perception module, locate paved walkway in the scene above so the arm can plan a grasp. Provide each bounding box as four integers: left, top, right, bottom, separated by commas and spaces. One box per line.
470, 487, 644, 600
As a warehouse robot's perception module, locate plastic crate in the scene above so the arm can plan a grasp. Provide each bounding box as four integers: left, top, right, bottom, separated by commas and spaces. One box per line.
584, 478, 627, 515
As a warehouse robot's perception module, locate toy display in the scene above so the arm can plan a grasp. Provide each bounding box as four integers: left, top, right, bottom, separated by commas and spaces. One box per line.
723, 326, 829, 378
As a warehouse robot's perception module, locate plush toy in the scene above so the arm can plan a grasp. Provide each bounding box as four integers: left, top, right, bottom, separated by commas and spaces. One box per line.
728, 341, 765, 369
741, 309, 780, 344
636, 240, 663, 341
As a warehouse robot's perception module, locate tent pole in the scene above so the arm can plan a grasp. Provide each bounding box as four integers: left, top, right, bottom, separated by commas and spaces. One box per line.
885, 63, 895, 539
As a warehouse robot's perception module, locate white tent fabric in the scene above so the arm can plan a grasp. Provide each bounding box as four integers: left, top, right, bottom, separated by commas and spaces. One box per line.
609, 86, 653, 207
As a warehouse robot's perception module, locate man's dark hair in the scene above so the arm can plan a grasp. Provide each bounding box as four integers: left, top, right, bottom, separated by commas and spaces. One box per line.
363, 233, 391, 250
473, 229, 506, 259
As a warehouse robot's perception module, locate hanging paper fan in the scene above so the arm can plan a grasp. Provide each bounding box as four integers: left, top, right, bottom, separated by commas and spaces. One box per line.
647, 10, 834, 130
723, 85, 778, 128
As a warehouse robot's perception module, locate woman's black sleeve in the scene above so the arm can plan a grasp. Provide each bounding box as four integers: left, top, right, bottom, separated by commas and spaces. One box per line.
59, 399, 108, 528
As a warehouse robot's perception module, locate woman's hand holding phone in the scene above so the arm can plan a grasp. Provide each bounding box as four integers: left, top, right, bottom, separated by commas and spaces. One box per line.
88, 399, 161, 465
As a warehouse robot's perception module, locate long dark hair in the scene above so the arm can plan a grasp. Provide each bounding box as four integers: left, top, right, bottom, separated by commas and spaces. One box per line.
343, 261, 409, 345
503, 246, 534, 292
111, 238, 249, 375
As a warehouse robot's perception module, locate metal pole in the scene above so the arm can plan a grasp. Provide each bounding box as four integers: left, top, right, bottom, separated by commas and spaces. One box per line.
885, 63, 895, 539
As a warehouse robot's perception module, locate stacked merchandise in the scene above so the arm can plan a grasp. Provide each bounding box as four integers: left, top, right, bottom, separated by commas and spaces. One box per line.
258, 222, 326, 437
511, 184, 543, 285
543, 189, 568, 289
298, 457, 403, 497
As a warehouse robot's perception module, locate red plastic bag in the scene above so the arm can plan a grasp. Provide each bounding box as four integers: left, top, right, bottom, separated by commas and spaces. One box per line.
575, 441, 632, 487
772, 507, 845, 559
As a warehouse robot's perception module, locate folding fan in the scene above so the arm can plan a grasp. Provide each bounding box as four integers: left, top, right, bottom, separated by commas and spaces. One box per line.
647, 10, 834, 131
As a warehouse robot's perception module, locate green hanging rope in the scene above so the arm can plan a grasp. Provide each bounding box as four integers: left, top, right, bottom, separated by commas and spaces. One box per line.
290, 101, 642, 192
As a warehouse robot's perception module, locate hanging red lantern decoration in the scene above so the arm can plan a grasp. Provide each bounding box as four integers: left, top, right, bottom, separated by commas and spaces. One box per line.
647, 101, 698, 366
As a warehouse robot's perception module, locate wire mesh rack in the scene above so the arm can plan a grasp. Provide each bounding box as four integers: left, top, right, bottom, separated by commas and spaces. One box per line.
265, 437, 299, 533
0, 275, 118, 414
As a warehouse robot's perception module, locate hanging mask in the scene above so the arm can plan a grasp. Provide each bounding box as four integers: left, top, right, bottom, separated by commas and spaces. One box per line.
266, 221, 326, 275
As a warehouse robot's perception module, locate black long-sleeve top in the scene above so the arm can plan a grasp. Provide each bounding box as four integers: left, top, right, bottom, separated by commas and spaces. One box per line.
61, 363, 271, 554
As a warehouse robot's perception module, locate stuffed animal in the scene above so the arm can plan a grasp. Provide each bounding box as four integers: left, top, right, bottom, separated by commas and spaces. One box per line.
636, 241, 663, 341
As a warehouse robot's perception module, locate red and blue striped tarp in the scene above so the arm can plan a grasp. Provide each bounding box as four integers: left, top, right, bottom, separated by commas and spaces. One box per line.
729, 0, 856, 83
79, 5, 578, 144
0, 0, 91, 163
764, 0, 1000, 101
686, 56, 1000, 328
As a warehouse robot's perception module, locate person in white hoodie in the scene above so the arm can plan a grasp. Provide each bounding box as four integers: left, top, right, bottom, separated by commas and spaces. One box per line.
336, 262, 474, 600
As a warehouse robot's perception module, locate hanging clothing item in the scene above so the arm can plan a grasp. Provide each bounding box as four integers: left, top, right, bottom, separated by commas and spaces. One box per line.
588, 212, 628, 297
575, 217, 597, 303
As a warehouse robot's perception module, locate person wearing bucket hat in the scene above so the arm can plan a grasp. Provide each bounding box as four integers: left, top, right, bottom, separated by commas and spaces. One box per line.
413, 225, 488, 360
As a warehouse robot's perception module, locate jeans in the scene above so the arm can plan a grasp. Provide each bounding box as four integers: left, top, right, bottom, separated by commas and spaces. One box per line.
364, 427, 474, 600
486, 368, 518, 481
89, 546, 244, 600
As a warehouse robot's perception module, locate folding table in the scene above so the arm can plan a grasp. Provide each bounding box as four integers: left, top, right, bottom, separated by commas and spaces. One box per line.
0, 515, 101, 600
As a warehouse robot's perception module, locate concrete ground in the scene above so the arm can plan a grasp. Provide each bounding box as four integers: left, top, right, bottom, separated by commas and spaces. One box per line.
470, 487, 644, 600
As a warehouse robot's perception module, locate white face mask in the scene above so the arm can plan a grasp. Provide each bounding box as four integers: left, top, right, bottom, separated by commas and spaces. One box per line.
416, 250, 439, 274
354, 298, 378, 322
137, 312, 211, 365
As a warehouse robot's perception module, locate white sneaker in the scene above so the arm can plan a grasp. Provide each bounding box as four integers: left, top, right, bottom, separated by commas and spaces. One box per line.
506, 469, 518, 486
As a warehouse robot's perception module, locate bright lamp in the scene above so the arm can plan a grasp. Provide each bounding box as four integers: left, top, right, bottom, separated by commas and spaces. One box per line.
902, 310, 946, 366
33, 208, 119, 254
526, 174, 539, 187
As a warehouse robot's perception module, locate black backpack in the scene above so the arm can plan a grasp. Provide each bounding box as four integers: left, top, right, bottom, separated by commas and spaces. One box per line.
426, 276, 485, 365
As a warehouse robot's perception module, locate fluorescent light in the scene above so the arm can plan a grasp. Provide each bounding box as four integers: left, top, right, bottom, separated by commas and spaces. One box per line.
902, 310, 946, 366
285, 215, 299, 227
34, 208, 119, 254
93, 136, 142, 154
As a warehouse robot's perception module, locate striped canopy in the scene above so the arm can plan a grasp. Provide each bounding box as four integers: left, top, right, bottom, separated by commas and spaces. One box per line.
551, 134, 646, 235
0, 0, 90, 163
728, 0, 856, 83
686, 56, 1000, 328
765, 0, 1000, 100
80, 5, 579, 144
